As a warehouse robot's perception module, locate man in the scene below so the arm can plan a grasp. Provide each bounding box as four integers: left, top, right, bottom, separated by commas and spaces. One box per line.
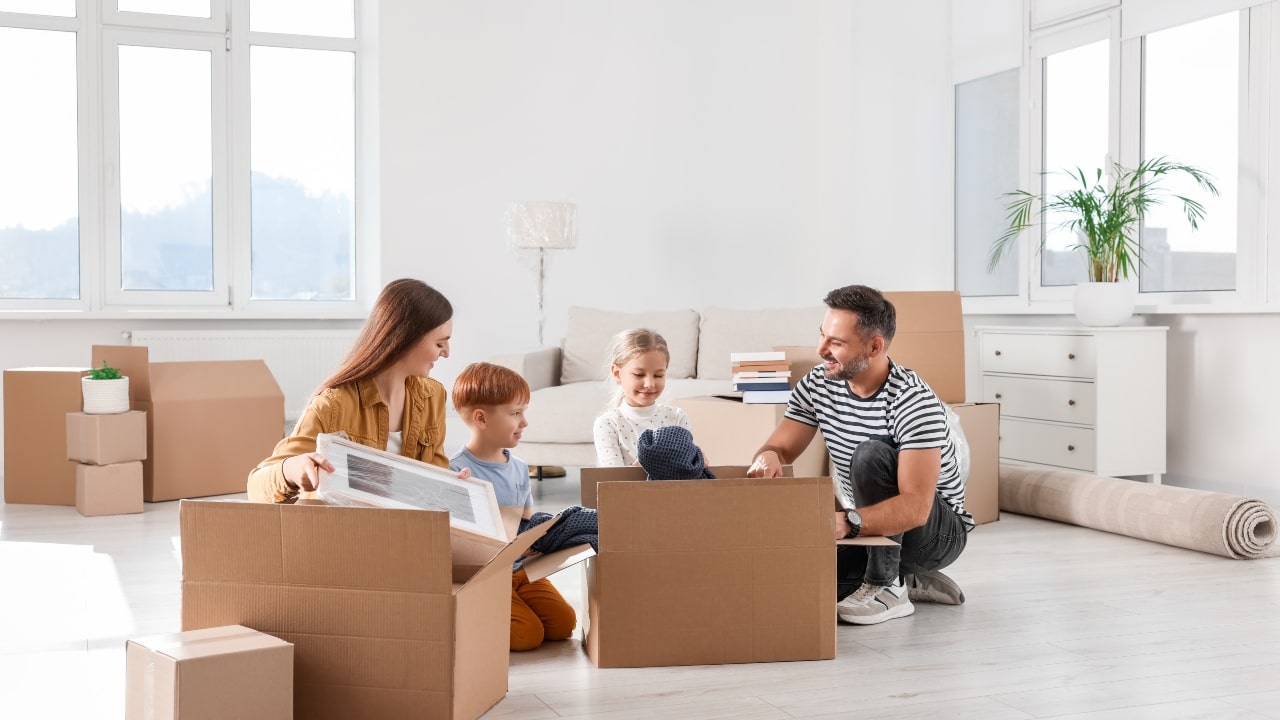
748, 285, 972, 625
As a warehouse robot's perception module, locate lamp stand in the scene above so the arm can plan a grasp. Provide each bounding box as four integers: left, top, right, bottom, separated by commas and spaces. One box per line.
535, 248, 547, 347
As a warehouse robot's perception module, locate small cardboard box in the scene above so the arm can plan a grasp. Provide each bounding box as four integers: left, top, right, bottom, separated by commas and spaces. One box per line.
579, 465, 837, 668
950, 402, 1000, 525
670, 396, 829, 477
3, 367, 89, 505
883, 290, 966, 404
75, 461, 144, 516
125, 624, 293, 720
93, 346, 284, 501
180, 498, 553, 720
66, 410, 147, 465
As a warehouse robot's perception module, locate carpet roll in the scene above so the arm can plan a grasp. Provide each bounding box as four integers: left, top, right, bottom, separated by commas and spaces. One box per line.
998, 465, 1278, 559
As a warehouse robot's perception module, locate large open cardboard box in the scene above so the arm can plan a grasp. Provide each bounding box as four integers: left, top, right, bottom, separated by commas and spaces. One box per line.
180, 497, 553, 720
94, 345, 284, 501
3, 367, 88, 505
579, 465, 837, 668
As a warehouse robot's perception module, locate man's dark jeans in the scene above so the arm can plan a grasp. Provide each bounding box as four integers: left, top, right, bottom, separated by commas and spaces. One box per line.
836, 438, 968, 598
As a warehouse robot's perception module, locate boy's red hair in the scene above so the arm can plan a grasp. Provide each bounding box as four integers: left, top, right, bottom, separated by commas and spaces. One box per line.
451, 362, 531, 412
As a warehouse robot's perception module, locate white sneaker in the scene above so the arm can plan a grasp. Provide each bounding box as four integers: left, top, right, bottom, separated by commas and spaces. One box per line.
837, 580, 915, 625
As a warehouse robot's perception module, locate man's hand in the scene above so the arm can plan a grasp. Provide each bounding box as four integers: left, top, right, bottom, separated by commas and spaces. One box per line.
747, 450, 783, 478
832, 510, 851, 540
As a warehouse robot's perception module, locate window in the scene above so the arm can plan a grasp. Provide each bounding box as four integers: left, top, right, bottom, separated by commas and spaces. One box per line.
955, 69, 1020, 297
0, 0, 366, 314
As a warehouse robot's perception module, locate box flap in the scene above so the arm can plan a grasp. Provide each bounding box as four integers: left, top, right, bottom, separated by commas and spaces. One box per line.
151, 360, 284, 402
93, 345, 151, 402
456, 516, 555, 592
522, 543, 596, 582
580, 464, 788, 508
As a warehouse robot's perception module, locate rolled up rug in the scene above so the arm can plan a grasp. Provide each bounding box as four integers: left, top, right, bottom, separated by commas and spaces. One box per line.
999, 464, 1278, 560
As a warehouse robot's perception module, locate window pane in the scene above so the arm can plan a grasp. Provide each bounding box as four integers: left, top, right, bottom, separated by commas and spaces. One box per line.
1041, 39, 1109, 286
0, 0, 74, 16
118, 45, 213, 291
1141, 12, 1239, 293
956, 69, 1020, 297
250, 0, 353, 38
116, 0, 210, 18
250, 46, 354, 300
0, 28, 78, 300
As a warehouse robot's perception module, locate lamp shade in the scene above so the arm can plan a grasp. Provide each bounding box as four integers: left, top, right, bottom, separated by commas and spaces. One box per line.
508, 202, 577, 250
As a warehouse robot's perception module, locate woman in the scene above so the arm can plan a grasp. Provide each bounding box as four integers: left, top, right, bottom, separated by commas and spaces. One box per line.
247, 278, 456, 503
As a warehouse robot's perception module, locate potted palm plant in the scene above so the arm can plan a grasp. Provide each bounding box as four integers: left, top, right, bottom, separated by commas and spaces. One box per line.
82, 360, 131, 414
989, 156, 1218, 326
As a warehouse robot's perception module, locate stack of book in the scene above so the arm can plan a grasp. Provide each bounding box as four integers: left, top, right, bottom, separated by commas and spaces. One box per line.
730, 351, 792, 404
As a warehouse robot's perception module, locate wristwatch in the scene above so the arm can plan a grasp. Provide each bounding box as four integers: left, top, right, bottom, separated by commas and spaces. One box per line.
845, 508, 862, 538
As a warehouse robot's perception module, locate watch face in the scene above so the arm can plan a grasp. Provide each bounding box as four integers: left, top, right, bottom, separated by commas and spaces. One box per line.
846, 509, 861, 526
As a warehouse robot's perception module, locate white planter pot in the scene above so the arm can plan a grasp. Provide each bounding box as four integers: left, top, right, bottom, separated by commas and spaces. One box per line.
1073, 281, 1136, 327
82, 376, 130, 414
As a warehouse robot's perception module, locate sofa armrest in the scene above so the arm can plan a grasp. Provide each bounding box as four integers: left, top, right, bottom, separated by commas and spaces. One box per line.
491, 347, 562, 392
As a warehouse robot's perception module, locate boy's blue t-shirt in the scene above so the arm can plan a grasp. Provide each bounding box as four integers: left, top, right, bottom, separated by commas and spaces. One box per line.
449, 447, 532, 509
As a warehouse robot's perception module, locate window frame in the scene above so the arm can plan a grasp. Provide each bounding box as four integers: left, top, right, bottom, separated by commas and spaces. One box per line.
0, 0, 372, 319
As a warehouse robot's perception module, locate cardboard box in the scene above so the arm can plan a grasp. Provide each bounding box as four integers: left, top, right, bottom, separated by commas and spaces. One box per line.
882, 290, 966, 404
66, 410, 147, 465
93, 346, 284, 501
951, 402, 1000, 525
671, 396, 829, 477
3, 367, 89, 505
180, 498, 553, 720
579, 466, 837, 668
125, 624, 293, 720
75, 461, 144, 516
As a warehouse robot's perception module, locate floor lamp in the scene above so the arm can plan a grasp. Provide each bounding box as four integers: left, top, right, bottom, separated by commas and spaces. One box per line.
507, 201, 577, 480
507, 201, 578, 347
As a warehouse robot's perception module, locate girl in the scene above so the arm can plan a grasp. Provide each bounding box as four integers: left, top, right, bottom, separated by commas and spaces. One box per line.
247, 278, 455, 503
592, 328, 691, 466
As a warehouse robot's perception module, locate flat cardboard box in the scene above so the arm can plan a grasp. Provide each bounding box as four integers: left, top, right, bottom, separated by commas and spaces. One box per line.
951, 402, 1000, 525
579, 465, 837, 668
670, 396, 829, 477
66, 410, 147, 465
125, 624, 293, 720
180, 497, 553, 720
75, 461, 144, 516
3, 367, 89, 505
883, 290, 966, 404
93, 345, 284, 501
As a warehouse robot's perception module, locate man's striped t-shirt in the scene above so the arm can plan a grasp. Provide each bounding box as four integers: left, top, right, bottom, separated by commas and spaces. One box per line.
785, 360, 974, 529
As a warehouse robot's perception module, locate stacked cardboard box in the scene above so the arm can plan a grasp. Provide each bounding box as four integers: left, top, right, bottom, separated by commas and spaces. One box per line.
67, 410, 147, 516
3, 367, 89, 505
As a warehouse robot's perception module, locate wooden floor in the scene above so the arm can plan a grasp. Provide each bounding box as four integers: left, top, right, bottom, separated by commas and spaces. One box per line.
3, 470, 1280, 720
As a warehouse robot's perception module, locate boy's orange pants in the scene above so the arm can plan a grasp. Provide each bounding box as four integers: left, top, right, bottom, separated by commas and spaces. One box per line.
511, 569, 576, 651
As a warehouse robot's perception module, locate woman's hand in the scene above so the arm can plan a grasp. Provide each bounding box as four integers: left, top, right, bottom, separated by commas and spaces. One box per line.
284, 452, 335, 492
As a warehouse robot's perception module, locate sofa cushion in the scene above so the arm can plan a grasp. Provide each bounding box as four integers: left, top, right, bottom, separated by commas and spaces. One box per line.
697, 306, 827, 379
523, 378, 732, 445
561, 307, 700, 384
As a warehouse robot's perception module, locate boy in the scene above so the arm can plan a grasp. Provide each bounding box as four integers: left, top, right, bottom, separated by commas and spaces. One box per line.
450, 362, 576, 651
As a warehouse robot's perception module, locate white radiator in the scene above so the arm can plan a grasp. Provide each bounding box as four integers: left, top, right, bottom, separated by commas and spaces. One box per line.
125, 329, 360, 424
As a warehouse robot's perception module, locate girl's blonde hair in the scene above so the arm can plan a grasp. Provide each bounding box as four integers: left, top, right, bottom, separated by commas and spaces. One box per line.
605, 328, 671, 408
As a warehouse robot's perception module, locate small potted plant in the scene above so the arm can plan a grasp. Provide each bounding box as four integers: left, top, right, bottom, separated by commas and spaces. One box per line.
82, 361, 131, 414
989, 156, 1218, 326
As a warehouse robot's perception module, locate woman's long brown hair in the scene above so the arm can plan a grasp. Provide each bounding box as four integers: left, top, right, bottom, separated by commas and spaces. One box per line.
319, 278, 453, 391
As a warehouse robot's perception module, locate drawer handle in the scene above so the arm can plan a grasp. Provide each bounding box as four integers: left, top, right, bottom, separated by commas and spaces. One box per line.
994, 350, 1003, 357
1067, 444, 1075, 452
994, 393, 1002, 399
1068, 353, 1076, 360
1068, 399, 1076, 406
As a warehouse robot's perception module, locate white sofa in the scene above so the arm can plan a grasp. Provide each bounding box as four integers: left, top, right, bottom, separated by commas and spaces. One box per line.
493, 305, 826, 468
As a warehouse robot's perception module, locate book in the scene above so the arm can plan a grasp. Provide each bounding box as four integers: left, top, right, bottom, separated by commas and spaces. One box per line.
733, 382, 791, 392
742, 389, 792, 404
732, 374, 792, 384
733, 370, 792, 379
730, 361, 791, 373
729, 351, 787, 363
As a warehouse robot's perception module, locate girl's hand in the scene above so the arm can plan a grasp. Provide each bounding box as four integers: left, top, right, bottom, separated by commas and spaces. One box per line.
284, 452, 334, 492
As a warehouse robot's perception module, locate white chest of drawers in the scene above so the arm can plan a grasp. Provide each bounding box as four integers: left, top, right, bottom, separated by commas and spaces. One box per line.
975, 326, 1167, 482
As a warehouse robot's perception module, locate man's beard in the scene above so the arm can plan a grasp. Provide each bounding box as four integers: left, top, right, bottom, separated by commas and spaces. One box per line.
826, 352, 869, 381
